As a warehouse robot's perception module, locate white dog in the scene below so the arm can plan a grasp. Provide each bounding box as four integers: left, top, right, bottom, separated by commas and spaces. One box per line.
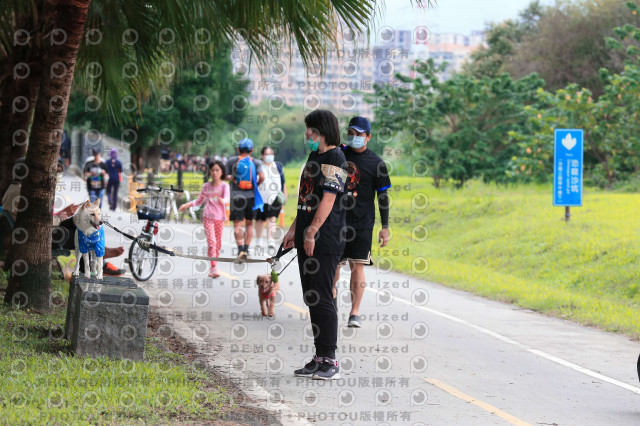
73, 200, 105, 279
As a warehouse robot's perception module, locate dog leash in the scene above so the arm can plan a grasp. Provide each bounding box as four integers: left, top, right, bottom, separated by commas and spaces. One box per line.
103, 221, 294, 267
267, 244, 297, 282
102, 221, 176, 256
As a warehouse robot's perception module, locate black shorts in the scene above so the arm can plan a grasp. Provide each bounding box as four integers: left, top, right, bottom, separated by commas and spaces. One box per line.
52, 218, 76, 250
230, 196, 256, 221
255, 202, 281, 221
339, 228, 373, 264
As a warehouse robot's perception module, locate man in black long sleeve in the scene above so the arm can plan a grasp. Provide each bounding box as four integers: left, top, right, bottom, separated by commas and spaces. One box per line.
333, 116, 391, 328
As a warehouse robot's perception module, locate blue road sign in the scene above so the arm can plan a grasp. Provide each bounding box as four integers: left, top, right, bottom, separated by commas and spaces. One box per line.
553, 129, 584, 206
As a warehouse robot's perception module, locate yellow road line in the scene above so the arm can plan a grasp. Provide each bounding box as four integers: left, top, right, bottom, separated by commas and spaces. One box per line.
283, 302, 308, 315
423, 378, 532, 426
219, 270, 238, 280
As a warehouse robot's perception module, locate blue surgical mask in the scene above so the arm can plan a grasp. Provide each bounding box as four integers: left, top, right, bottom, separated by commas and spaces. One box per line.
307, 136, 320, 152
264, 155, 274, 163
350, 135, 366, 149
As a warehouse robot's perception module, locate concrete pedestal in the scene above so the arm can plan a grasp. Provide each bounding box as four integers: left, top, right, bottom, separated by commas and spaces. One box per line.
65, 276, 138, 340
65, 276, 149, 360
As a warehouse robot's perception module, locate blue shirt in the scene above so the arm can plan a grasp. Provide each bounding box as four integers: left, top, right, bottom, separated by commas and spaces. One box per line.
106, 158, 122, 182
77, 227, 105, 257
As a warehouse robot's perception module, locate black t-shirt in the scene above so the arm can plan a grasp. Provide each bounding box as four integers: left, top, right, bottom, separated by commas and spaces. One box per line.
83, 159, 107, 176
343, 146, 392, 230
295, 147, 349, 255
86, 173, 105, 191
84, 161, 107, 192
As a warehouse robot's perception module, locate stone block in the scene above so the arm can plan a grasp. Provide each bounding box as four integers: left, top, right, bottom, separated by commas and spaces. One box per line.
65, 276, 137, 340
69, 278, 149, 360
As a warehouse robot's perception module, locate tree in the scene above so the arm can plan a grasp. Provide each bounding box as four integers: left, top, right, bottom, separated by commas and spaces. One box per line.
368, 59, 544, 187
505, 0, 639, 97
0, 1, 45, 199
66, 49, 250, 174
255, 107, 308, 164
510, 2, 640, 187
3, 0, 91, 310
2, 0, 432, 311
464, 1, 544, 79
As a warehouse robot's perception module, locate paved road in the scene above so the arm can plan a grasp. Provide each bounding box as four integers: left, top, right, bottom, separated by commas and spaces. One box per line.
58, 176, 640, 425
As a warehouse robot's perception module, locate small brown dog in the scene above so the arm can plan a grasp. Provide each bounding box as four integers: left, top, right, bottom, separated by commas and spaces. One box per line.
257, 274, 280, 317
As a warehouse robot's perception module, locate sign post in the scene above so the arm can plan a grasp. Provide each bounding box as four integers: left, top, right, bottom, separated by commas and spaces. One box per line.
553, 129, 584, 221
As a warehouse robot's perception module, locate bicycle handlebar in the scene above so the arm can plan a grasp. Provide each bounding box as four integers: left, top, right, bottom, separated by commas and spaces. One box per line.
136, 185, 183, 193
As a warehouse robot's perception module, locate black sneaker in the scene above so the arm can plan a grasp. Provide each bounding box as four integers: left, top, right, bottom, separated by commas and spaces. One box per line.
313, 358, 340, 380
347, 314, 360, 328
294, 355, 321, 377
236, 247, 248, 261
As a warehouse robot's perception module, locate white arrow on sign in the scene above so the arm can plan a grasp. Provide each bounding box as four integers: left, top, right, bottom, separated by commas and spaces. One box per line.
562, 134, 577, 150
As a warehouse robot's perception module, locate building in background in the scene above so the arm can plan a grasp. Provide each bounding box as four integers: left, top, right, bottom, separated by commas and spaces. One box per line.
237, 29, 377, 120
235, 28, 485, 120
420, 30, 485, 80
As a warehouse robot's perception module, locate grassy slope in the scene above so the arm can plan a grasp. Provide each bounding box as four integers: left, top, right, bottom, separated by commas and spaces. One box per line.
160, 169, 640, 337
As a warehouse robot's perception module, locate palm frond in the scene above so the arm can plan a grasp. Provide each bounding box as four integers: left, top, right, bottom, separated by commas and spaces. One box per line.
72, 0, 436, 126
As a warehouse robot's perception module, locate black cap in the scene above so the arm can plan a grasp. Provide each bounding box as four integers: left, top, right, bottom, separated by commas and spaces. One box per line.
348, 116, 371, 133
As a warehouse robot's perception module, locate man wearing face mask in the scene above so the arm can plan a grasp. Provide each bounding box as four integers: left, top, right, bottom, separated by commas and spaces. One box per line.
255, 146, 288, 249
333, 116, 391, 328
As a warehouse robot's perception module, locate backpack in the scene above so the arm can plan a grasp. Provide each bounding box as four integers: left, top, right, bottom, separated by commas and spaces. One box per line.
235, 157, 255, 190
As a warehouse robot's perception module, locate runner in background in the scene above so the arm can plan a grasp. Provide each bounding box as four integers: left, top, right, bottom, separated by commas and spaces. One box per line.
105, 148, 122, 211
83, 148, 107, 208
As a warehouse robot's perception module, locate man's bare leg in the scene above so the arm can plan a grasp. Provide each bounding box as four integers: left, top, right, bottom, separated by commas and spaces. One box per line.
245, 220, 254, 247
233, 220, 245, 250
255, 219, 264, 242
349, 261, 366, 316
104, 246, 124, 259
266, 217, 276, 242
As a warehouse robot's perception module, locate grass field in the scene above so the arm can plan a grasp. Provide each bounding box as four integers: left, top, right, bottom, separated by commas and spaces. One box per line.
382, 178, 640, 337
0, 278, 232, 424
157, 168, 640, 338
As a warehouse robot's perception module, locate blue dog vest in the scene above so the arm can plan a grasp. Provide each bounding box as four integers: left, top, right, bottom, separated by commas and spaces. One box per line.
77, 227, 105, 257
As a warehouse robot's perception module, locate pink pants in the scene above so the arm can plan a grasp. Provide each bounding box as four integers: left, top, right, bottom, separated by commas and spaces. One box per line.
203, 217, 224, 270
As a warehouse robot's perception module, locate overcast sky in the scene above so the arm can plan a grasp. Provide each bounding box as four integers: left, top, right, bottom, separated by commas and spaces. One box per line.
377, 0, 552, 34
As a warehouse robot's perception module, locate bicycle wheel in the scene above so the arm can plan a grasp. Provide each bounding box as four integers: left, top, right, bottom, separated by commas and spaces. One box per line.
128, 234, 158, 281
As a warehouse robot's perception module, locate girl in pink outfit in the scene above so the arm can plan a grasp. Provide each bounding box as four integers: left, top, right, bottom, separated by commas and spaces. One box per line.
179, 160, 229, 278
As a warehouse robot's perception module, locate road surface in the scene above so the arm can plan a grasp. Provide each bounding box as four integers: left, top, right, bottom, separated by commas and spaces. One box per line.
58, 175, 640, 425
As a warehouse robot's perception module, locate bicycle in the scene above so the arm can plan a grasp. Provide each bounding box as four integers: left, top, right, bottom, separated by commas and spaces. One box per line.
165, 188, 197, 222
126, 185, 183, 281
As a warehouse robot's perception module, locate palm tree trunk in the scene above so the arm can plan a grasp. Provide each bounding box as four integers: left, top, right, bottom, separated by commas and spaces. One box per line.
4, 0, 92, 311
0, 14, 42, 197
0, 78, 41, 197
